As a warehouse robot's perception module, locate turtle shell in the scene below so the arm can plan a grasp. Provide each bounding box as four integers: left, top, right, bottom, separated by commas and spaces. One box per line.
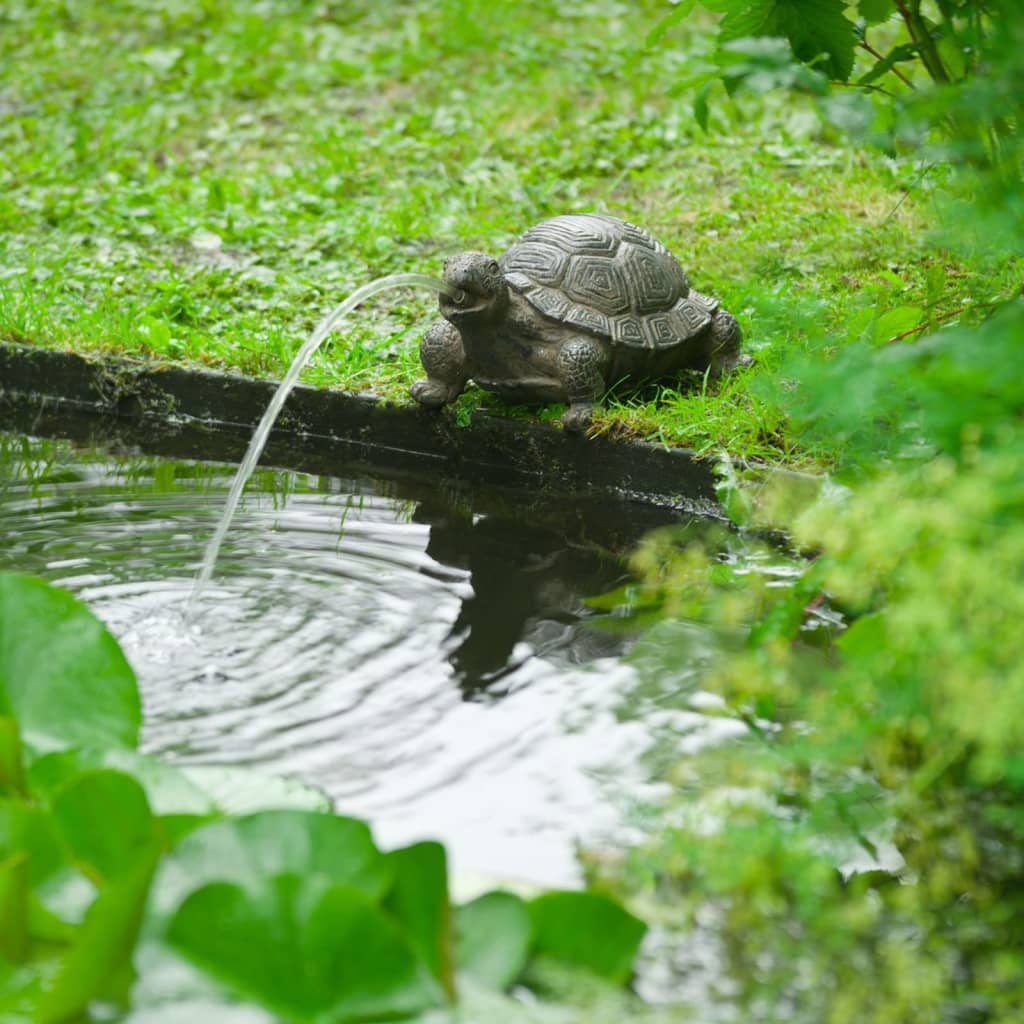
499, 214, 717, 350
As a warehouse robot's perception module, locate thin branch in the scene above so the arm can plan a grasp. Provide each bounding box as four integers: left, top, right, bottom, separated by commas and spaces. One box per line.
893, 0, 950, 83
858, 39, 916, 90
883, 160, 938, 222
883, 305, 967, 345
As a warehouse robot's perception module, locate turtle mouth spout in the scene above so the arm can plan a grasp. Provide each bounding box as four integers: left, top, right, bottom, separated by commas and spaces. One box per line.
440, 287, 489, 318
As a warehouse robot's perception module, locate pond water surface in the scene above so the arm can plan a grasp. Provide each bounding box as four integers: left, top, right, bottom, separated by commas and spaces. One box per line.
1, 429, 739, 887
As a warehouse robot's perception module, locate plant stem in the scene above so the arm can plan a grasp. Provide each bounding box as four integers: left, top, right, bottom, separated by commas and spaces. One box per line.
858, 39, 916, 89
894, 0, 950, 83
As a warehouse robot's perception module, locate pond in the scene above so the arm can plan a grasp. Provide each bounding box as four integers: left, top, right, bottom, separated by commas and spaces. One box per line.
1, 419, 749, 890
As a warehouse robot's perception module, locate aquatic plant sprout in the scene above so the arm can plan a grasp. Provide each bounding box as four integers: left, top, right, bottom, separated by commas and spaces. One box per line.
189, 274, 463, 611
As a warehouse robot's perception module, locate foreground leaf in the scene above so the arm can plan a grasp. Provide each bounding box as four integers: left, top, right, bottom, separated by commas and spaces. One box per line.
455, 891, 532, 992
0, 718, 25, 796
0, 853, 29, 962
0, 574, 140, 753
717, 0, 857, 81
528, 892, 646, 985
167, 877, 443, 1022
149, 810, 392, 924
385, 842, 454, 999
51, 770, 160, 883
36, 845, 161, 1024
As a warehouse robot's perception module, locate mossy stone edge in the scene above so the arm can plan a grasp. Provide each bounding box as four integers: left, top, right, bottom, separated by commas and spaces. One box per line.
0, 343, 720, 512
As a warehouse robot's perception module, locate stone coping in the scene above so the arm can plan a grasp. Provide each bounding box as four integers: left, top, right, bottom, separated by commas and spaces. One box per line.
0, 343, 721, 514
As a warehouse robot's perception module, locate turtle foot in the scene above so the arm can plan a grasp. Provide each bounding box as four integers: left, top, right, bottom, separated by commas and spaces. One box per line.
410, 379, 461, 409
561, 404, 594, 433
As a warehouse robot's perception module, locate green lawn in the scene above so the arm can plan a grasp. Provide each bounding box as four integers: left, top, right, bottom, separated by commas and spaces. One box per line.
1, 0, 1017, 464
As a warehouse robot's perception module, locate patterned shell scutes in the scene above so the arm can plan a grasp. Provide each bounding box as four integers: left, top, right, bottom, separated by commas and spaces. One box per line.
499, 214, 710, 350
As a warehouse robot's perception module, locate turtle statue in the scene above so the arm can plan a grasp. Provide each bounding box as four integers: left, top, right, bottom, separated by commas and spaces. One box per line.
410, 213, 744, 431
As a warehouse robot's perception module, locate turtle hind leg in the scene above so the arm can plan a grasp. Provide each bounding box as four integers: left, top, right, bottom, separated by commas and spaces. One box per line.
410, 319, 468, 408
706, 309, 750, 375
557, 336, 608, 433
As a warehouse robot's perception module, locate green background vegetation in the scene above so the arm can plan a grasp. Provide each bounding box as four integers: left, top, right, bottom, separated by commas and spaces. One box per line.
2, 0, 1023, 1021
1, 0, 1018, 460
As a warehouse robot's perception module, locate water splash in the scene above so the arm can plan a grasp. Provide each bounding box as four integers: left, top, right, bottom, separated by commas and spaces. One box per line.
188, 273, 460, 612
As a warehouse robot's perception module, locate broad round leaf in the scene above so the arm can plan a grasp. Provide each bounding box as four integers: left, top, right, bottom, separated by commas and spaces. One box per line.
149, 810, 392, 924
0, 575, 140, 752
455, 891, 532, 991
384, 842, 453, 996
528, 891, 646, 985
51, 770, 159, 883
167, 877, 443, 1022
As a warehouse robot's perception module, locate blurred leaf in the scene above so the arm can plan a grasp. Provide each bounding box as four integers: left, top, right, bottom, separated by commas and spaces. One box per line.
37, 845, 160, 1024
0, 853, 30, 962
646, 0, 697, 46
694, 80, 712, 131
857, 0, 894, 24
718, 0, 857, 81
167, 877, 442, 1022
871, 305, 924, 344
0, 718, 24, 797
149, 810, 392, 926
0, 574, 140, 753
0, 801, 67, 889
528, 891, 646, 985
455, 891, 532, 991
51, 770, 160, 883
856, 41, 921, 86
385, 842, 454, 998
30, 750, 215, 818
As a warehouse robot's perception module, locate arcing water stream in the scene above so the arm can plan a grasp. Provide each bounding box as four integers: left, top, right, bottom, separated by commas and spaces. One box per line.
188, 273, 462, 612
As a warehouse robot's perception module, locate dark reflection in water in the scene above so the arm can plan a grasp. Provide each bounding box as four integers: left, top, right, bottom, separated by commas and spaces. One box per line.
417, 504, 629, 698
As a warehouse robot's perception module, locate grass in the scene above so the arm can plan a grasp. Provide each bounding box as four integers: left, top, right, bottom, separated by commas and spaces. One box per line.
0, 0, 1019, 465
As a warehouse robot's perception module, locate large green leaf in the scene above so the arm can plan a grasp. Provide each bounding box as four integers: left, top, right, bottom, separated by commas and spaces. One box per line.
36, 845, 161, 1024
454, 891, 532, 992
51, 770, 161, 884
29, 752, 329, 824
528, 892, 646, 985
0, 853, 29, 963
0, 575, 140, 753
167, 877, 443, 1022
858, 0, 894, 24
384, 842, 454, 998
0, 718, 24, 797
149, 810, 392, 924
717, 0, 857, 81
0, 801, 66, 889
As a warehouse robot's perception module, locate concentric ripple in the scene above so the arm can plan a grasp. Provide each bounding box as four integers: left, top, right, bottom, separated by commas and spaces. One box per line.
1, 438, 676, 884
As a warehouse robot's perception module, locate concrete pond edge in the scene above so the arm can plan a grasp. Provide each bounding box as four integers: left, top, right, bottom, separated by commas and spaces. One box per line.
0, 343, 722, 513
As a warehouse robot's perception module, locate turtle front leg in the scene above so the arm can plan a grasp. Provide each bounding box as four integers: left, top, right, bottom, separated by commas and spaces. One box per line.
410, 319, 468, 409
707, 309, 749, 375
557, 337, 608, 433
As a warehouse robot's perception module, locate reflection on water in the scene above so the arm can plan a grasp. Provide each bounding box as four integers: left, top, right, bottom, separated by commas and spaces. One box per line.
0, 434, 684, 884
0, 431, 836, 897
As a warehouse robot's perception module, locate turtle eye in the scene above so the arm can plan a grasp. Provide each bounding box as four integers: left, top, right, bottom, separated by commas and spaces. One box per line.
488, 259, 499, 273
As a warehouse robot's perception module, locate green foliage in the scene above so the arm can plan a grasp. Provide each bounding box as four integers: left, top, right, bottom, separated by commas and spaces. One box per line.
528, 892, 647, 986
166, 878, 442, 1023
455, 892, 532, 991
715, 0, 856, 82
0, 573, 646, 1019
601, 5, 1024, 1021
4, 0, 1020, 464
0, 574, 140, 753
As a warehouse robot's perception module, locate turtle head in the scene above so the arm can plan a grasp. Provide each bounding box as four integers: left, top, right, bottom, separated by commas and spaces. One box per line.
440, 251, 508, 325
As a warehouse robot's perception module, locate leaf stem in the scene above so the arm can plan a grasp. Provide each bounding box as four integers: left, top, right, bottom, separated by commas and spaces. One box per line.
893, 0, 950, 83
858, 39, 915, 89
